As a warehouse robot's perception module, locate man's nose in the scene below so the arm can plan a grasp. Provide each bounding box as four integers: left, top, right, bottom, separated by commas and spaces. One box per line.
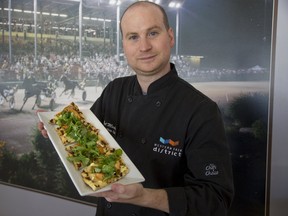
139, 38, 152, 51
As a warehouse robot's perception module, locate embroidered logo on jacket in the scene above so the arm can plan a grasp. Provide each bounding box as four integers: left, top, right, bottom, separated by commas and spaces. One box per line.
205, 163, 219, 176
103, 121, 116, 135
159, 137, 180, 147
152, 137, 182, 157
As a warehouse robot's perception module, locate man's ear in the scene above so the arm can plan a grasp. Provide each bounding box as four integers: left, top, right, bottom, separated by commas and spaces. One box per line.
168, 27, 175, 47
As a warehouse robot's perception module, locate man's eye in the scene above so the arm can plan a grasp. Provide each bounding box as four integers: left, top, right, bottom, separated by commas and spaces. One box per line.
128, 35, 138, 40
148, 31, 159, 37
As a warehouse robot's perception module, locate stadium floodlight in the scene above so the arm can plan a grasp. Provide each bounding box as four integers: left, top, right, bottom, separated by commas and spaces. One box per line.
147, 0, 161, 4
168, 1, 182, 8
168, 0, 184, 56
109, 0, 121, 5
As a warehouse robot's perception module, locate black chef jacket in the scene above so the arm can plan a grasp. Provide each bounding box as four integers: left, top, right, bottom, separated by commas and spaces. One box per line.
90, 64, 234, 216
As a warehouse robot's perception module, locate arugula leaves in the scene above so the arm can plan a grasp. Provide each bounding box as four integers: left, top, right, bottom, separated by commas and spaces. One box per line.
56, 110, 124, 180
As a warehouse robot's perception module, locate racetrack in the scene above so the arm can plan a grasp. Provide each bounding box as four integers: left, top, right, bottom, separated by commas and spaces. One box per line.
192, 81, 269, 105
0, 85, 102, 155
0, 81, 269, 155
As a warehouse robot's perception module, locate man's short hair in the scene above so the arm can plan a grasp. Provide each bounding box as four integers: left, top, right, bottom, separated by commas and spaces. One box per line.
120, 1, 170, 36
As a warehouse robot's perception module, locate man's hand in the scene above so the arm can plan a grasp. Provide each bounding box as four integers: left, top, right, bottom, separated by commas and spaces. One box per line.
94, 183, 169, 213
38, 121, 48, 138
95, 183, 144, 203
36, 110, 48, 138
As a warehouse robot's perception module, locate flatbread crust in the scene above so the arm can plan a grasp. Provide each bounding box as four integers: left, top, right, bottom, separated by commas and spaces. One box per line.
49, 102, 84, 124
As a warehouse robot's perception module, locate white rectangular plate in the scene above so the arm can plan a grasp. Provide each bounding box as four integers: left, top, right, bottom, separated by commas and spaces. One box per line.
38, 109, 145, 196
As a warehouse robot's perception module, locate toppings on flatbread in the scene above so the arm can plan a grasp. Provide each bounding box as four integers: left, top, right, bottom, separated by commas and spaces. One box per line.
81, 149, 129, 190
49, 102, 129, 191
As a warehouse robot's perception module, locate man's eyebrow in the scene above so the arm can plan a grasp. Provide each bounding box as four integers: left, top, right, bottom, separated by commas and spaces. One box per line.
124, 25, 162, 38
146, 25, 162, 32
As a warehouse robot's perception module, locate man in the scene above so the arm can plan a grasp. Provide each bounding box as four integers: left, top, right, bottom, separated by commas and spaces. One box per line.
39, 1, 234, 216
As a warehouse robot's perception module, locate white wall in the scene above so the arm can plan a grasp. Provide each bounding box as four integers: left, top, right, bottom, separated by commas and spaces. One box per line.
0, 184, 96, 216
268, 0, 288, 215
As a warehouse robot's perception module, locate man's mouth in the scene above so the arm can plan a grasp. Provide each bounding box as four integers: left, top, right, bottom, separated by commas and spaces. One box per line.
138, 55, 156, 61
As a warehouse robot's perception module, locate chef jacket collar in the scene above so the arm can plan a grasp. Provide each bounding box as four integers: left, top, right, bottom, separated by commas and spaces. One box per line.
133, 63, 178, 96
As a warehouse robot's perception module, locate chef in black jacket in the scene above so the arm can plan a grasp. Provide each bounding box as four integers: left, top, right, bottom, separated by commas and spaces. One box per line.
38, 1, 234, 216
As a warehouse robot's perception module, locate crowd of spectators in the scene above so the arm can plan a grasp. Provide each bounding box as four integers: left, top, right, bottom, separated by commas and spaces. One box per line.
0, 37, 269, 84
0, 16, 112, 39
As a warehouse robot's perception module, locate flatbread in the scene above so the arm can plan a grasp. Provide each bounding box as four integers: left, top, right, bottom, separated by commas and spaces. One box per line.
50, 102, 129, 191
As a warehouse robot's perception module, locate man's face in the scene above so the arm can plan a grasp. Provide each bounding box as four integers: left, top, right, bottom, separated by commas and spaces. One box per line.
121, 4, 175, 77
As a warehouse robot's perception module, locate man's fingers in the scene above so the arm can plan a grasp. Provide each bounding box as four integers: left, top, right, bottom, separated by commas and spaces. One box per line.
36, 110, 49, 138
37, 121, 44, 131
37, 121, 48, 138
41, 128, 49, 138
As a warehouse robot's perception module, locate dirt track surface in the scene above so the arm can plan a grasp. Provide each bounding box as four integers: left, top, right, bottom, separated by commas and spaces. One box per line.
0, 82, 269, 155
0, 86, 102, 155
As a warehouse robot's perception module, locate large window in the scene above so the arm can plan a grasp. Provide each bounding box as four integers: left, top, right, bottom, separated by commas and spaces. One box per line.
0, 0, 273, 214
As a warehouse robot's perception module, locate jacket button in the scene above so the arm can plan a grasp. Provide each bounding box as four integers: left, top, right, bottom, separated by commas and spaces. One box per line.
141, 138, 146, 144
106, 202, 112, 208
155, 101, 161, 107
127, 96, 133, 103
118, 131, 123, 138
